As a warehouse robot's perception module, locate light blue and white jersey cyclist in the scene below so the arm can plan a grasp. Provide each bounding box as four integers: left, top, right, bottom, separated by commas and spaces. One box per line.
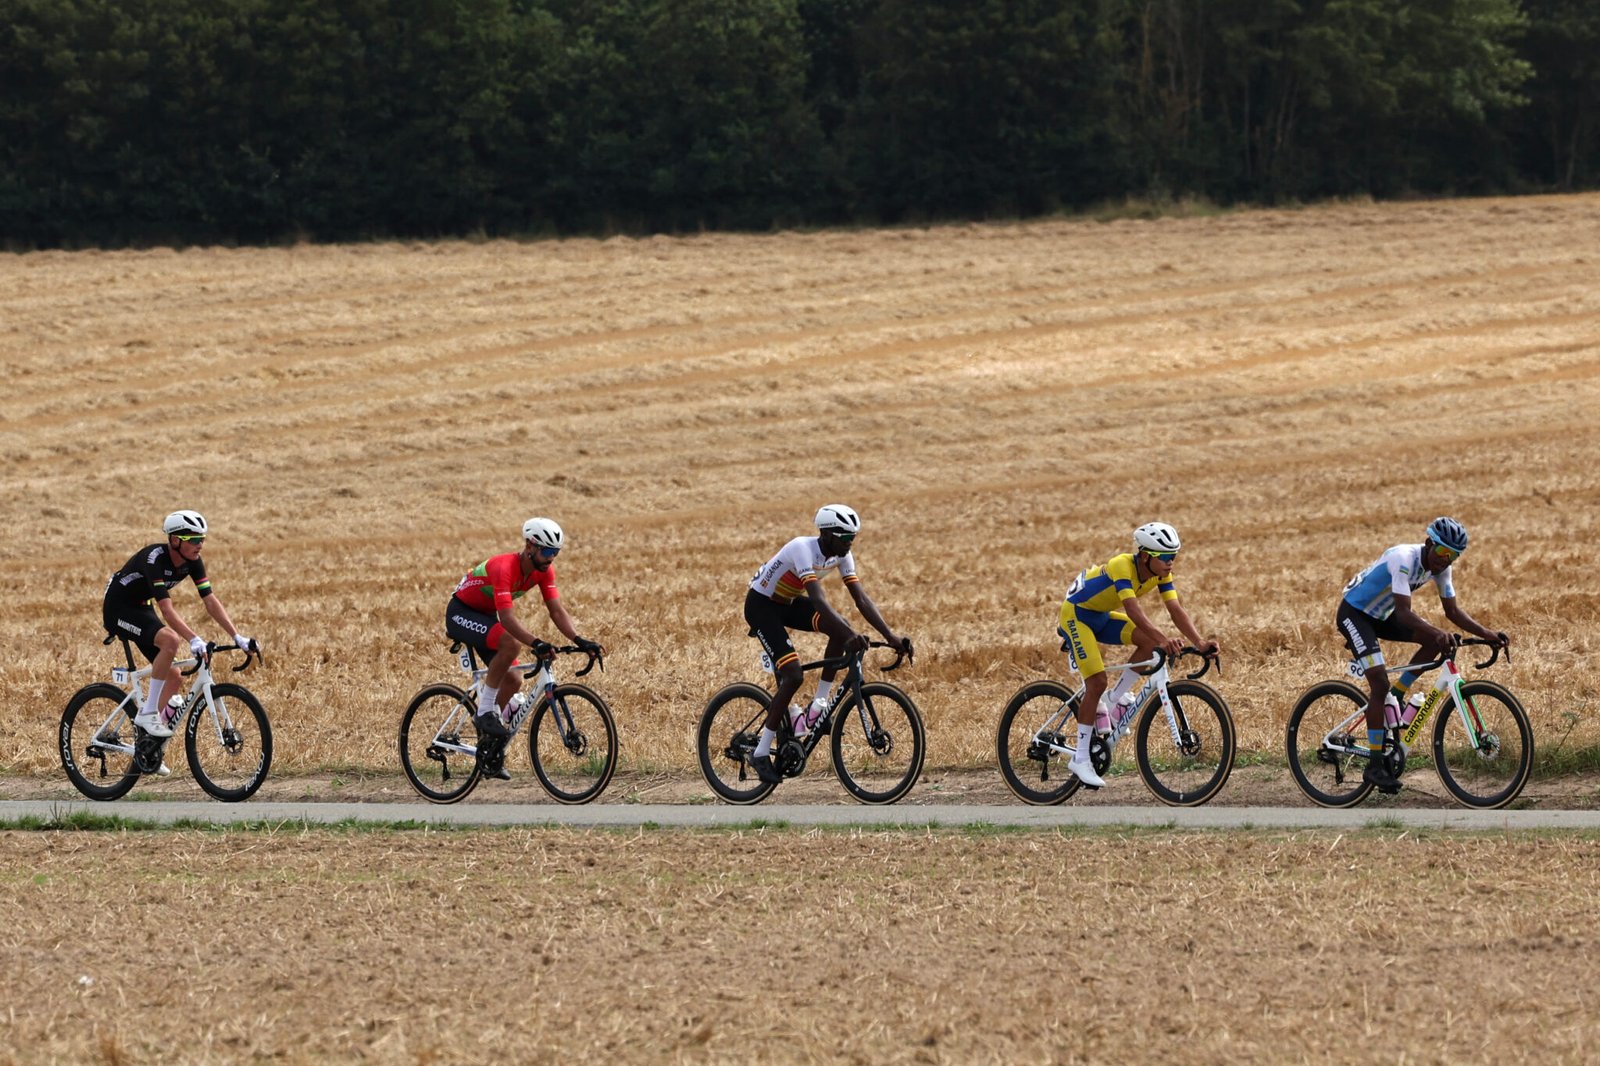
1342, 543, 1456, 620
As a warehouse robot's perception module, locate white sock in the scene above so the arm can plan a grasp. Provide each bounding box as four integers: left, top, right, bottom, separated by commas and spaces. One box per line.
814, 679, 834, 705
142, 679, 166, 717
477, 687, 496, 715
1075, 722, 1094, 759
753, 727, 777, 759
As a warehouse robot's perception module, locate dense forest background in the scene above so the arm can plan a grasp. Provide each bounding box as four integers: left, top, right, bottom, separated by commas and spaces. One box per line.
2, 0, 1597, 246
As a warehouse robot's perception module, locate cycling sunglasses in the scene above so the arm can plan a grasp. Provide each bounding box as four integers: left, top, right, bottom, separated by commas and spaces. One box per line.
175, 535, 206, 544
1433, 544, 1460, 562
1149, 551, 1178, 562
533, 545, 560, 559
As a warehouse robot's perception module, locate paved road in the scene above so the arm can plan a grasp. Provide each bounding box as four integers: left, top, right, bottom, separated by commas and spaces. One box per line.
5, 799, 1600, 830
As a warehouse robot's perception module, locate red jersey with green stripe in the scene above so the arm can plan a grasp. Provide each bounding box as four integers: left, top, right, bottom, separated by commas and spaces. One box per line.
104, 543, 212, 607
750, 536, 858, 603
451, 552, 558, 612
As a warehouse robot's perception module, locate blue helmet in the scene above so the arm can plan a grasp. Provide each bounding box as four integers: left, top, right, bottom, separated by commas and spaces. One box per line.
1425, 516, 1468, 554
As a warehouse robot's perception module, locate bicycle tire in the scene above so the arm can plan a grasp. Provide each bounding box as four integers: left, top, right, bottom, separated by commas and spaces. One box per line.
1432, 680, 1533, 809
399, 684, 483, 804
186, 683, 272, 802
995, 680, 1083, 805
1134, 679, 1236, 806
1285, 679, 1376, 808
59, 683, 141, 801
528, 683, 618, 804
830, 681, 925, 804
696, 682, 778, 805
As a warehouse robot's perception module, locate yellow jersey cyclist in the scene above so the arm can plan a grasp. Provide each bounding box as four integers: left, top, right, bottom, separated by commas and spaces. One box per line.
742, 504, 912, 785
102, 510, 258, 743
444, 517, 604, 781
1337, 516, 1509, 794
1057, 522, 1218, 789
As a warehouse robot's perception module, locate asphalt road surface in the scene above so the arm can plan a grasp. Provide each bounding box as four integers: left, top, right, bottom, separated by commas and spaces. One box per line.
5, 800, 1599, 830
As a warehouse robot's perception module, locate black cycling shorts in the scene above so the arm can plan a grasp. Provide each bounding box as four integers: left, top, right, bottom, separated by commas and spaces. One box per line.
103, 602, 164, 662
744, 587, 819, 672
445, 599, 506, 662
1336, 600, 1417, 670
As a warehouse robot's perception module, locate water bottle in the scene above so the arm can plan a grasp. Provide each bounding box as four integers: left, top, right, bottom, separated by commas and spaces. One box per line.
1383, 695, 1402, 729
163, 693, 185, 728
787, 703, 810, 737
1398, 692, 1425, 728
505, 692, 526, 727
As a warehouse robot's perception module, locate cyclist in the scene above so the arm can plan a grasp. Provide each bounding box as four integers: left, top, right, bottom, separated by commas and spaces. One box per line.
102, 510, 257, 747
1057, 522, 1217, 789
743, 504, 912, 785
445, 517, 604, 780
1337, 516, 1509, 794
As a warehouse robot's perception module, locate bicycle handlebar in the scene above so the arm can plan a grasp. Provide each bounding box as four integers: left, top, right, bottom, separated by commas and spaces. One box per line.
1372, 634, 1509, 677
535, 643, 605, 677
179, 642, 260, 677
802, 639, 914, 675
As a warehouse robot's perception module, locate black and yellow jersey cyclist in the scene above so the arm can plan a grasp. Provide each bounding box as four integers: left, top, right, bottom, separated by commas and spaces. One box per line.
1056, 522, 1218, 789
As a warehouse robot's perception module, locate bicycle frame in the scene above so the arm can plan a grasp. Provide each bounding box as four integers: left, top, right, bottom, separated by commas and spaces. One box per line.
88, 646, 248, 769
1033, 649, 1210, 761
780, 641, 910, 760
426, 643, 599, 760
1319, 642, 1505, 762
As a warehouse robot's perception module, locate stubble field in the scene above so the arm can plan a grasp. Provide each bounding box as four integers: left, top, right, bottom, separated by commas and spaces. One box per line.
3, 196, 1600, 1061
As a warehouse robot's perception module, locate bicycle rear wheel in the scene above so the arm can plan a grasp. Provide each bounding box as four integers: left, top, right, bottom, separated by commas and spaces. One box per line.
996, 680, 1083, 805
696, 683, 778, 805
528, 683, 618, 804
399, 684, 483, 803
830, 682, 925, 804
186, 684, 272, 802
1432, 680, 1533, 809
59, 684, 140, 801
1134, 680, 1235, 806
1285, 680, 1376, 808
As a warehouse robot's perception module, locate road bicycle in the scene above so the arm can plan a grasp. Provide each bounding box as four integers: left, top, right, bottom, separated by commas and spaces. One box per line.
398, 640, 616, 804
1286, 636, 1530, 809
696, 640, 924, 805
59, 635, 271, 802
997, 646, 1235, 806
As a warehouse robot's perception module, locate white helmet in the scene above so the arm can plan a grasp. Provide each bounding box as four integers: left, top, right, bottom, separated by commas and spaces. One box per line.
815, 504, 861, 537
163, 510, 208, 537
521, 517, 563, 551
1133, 521, 1181, 554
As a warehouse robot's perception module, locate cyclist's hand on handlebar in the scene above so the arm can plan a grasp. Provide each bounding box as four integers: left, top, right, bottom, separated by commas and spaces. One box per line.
189, 636, 209, 661
573, 635, 604, 657
846, 632, 871, 653
1161, 635, 1185, 658
530, 638, 556, 659
1492, 630, 1511, 649
892, 634, 914, 662
234, 633, 257, 654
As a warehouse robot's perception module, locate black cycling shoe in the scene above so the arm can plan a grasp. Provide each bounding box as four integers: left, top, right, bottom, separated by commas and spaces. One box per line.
1362, 761, 1402, 795
474, 709, 511, 740
481, 761, 512, 782
746, 753, 782, 785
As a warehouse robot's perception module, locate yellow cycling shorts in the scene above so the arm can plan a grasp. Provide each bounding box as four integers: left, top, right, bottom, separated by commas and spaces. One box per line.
1057, 603, 1135, 677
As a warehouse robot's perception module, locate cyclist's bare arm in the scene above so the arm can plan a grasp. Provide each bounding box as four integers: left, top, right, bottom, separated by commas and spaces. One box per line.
543, 597, 604, 654
494, 603, 545, 649
845, 582, 907, 650
1441, 596, 1506, 645
1122, 597, 1180, 656
1390, 593, 1451, 645
156, 598, 201, 644
803, 580, 858, 643
1163, 599, 1216, 654
199, 591, 245, 644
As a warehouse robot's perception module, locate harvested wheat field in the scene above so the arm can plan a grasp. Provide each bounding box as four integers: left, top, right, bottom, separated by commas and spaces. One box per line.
3, 197, 1600, 1061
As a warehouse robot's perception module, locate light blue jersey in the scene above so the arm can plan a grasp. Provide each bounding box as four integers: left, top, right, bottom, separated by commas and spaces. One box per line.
1342, 543, 1455, 620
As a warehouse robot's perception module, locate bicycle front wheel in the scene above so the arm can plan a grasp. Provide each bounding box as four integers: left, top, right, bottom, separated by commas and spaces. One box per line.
528, 683, 618, 804
996, 680, 1083, 805
1432, 680, 1533, 809
830, 682, 925, 804
59, 684, 140, 801
399, 684, 483, 804
696, 683, 777, 805
1134, 680, 1236, 806
1286, 680, 1375, 808
186, 683, 272, 802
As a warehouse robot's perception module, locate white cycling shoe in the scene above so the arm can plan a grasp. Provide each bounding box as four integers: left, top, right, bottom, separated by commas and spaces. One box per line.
1068, 757, 1106, 789
132, 709, 174, 738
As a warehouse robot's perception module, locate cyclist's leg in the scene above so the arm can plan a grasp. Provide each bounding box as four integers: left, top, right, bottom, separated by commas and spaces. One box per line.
445, 602, 516, 723
1058, 608, 1112, 785
1337, 602, 1400, 791
1103, 612, 1148, 707
743, 592, 808, 759
106, 601, 175, 718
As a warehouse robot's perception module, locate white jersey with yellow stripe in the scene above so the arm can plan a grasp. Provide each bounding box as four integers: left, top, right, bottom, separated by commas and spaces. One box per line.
749, 536, 858, 604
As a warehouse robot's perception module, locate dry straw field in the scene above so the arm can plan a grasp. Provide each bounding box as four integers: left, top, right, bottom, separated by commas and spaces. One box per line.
4, 198, 1600, 1064
3, 194, 1599, 790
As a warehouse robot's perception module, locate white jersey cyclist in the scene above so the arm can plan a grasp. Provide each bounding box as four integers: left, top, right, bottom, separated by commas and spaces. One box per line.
749, 536, 859, 603
1342, 543, 1456, 620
